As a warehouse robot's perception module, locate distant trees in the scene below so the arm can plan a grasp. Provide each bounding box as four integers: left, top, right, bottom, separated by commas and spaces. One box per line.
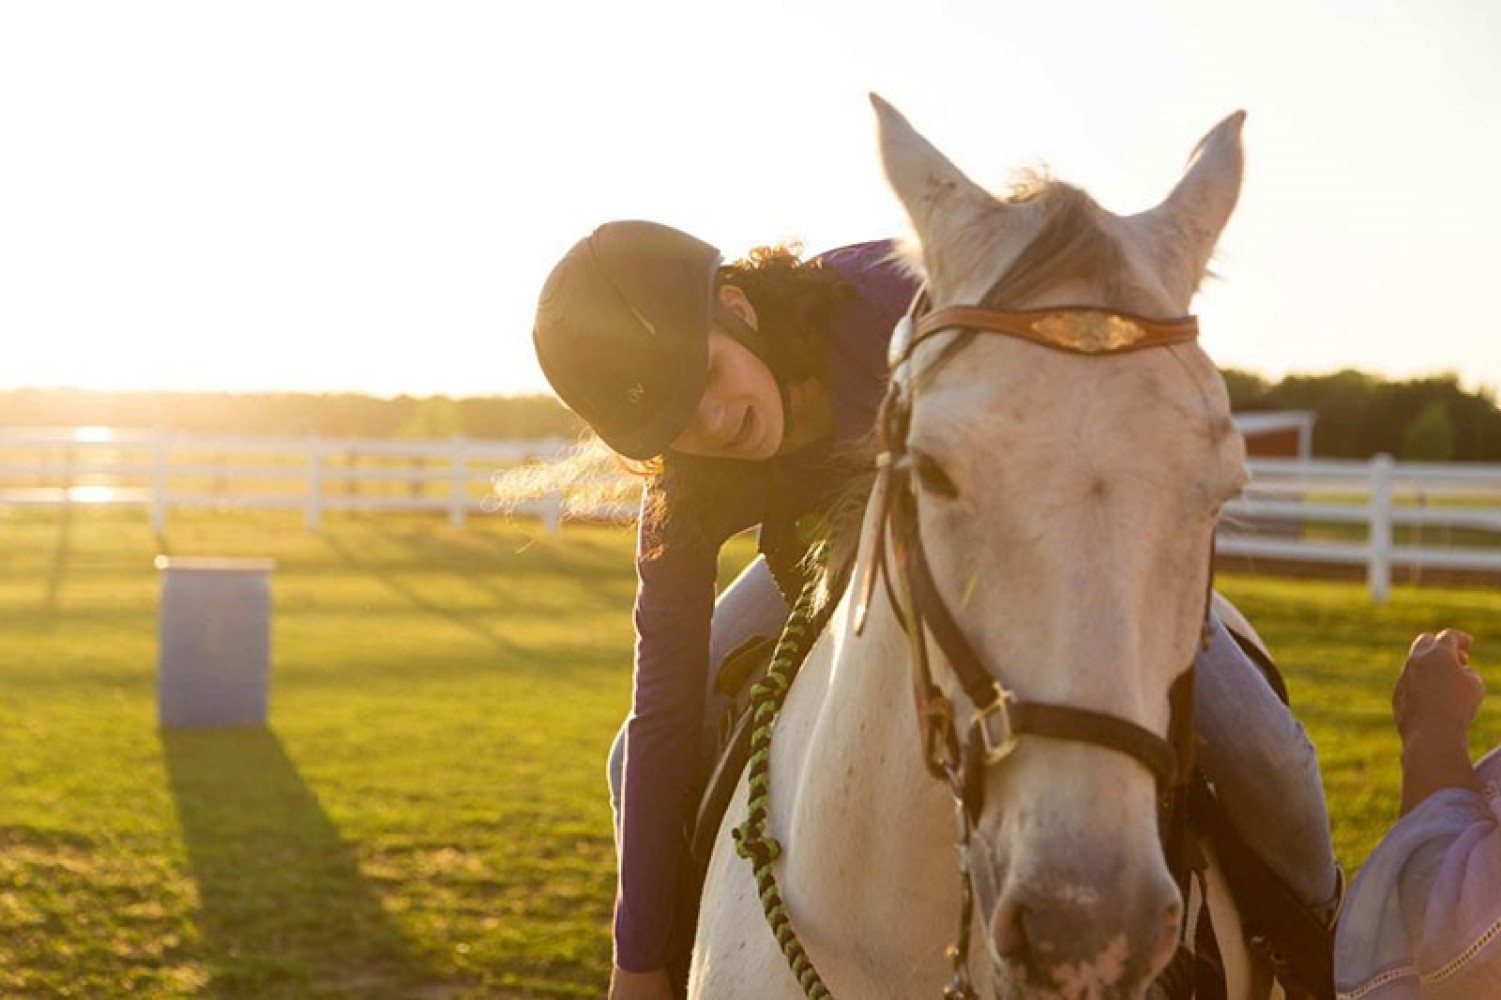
2, 369, 1498, 459
1402, 401, 1457, 461
1222, 369, 1501, 461
0, 389, 585, 441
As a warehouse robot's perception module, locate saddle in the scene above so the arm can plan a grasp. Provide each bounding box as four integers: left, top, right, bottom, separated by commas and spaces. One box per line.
680, 602, 1337, 999
689, 632, 779, 872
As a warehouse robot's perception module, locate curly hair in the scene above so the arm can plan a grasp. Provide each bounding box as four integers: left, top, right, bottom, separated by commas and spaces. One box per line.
714, 242, 850, 386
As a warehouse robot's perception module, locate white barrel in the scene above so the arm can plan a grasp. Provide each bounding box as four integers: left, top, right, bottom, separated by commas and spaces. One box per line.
156, 556, 275, 728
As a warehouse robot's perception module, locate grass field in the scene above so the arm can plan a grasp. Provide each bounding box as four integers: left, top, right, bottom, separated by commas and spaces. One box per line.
1, 507, 1496, 998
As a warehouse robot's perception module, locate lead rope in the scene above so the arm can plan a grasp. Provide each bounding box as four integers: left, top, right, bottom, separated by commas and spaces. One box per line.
730, 565, 841, 997
944, 757, 982, 1000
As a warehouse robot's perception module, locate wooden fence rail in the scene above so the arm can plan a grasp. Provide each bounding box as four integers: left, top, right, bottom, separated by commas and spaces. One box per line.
1220, 453, 1501, 601
4, 428, 1499, 601
0, 428, 602, 533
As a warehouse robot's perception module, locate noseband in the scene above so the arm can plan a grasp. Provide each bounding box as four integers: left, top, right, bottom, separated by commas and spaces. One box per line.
852, 290, 1211, 996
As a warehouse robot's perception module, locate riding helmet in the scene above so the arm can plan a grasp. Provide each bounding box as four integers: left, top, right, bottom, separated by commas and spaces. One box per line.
533, 220, 722, 460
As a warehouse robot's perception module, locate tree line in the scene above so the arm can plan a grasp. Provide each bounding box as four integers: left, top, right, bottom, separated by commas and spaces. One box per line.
2, 369, 1498, 460
1222, 369, 1501, 461
0, 389, 585, 442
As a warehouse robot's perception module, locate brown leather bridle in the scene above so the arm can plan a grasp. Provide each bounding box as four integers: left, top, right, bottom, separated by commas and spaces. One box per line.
852, 289, 1211, 998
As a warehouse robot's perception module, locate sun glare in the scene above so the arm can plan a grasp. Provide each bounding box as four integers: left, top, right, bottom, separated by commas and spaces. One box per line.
66, 485, 120, 504
0, 4, 1497, 396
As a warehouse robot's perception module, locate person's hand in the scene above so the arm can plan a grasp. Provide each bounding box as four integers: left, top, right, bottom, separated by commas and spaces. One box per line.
609, 965, 674, 1000
1393, 630, 1482, 745
1394, 629, 1484, 815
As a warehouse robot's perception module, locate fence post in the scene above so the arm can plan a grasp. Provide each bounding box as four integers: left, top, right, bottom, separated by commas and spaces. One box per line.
542, 491, 563, 534
306, 437, 324, 531
152, 434, 169, 533
1368, 453, 1394, 603
449, 436, 468, 528
347, 449, 358, 506
62, 441, 75, 507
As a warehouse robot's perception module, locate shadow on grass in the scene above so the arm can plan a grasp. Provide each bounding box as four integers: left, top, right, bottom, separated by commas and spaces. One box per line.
320, 532, 521, 655
374, 523, 636, 615
163, 728, 451, 998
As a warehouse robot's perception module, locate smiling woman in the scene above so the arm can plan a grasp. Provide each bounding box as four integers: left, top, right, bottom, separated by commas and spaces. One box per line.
667, 323, 785, 462
530, 219, 917, 996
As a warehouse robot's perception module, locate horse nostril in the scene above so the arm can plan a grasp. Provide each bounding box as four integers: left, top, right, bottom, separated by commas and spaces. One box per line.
994, 889, 1182, 984
1151, 896, 1185, 973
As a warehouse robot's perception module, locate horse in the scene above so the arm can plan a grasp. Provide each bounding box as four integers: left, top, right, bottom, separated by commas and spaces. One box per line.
689, 95, 1274, 999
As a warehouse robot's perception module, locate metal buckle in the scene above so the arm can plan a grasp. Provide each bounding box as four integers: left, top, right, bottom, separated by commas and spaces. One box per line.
976, 690, 1019, 764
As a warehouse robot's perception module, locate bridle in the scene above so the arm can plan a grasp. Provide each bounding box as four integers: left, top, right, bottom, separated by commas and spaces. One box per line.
851, 289, 1213, 998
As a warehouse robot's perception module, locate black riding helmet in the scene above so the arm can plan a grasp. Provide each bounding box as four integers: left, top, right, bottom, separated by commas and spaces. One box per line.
533, 220, 725, 461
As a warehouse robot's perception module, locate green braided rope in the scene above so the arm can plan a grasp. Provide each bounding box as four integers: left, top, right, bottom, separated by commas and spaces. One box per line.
731, 572, 838, 998
727, 487, 869, 998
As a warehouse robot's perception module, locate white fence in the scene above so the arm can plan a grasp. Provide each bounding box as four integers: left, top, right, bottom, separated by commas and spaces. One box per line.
4, 428, 1500, 601
1220, 454, 1501, 601
0, 427, 592, 532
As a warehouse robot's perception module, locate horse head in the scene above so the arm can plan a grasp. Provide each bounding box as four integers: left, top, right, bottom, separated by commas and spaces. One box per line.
869, 95, 1249, 997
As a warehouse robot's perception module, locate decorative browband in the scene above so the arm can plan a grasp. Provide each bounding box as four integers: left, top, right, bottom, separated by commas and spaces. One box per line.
912, 306, 1199, 356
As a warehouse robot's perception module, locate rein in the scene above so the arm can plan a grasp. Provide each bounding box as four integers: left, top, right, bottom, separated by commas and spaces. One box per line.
739, 290, 1211, 998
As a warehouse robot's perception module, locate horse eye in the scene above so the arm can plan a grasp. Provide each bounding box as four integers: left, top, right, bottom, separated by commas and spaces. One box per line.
913, 451, 960, 499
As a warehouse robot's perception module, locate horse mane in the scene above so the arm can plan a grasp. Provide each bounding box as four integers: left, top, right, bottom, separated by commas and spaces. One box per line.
983, 176, 1131, 308
803, 434, 878, 613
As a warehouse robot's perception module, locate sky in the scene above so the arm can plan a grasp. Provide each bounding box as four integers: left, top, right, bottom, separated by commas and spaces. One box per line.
2, 1, 1498, 399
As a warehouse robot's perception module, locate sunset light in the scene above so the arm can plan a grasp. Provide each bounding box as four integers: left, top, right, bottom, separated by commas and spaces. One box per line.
1, 2, 1498, 399
64, 486, 125, 504
5, 8, 1501, 992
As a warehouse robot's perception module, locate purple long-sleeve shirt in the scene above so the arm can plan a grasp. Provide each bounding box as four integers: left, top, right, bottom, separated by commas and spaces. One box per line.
615, 240, 917, 971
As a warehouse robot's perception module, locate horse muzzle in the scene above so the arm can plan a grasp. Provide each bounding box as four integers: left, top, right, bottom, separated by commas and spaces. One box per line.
983, 857, 1181, 999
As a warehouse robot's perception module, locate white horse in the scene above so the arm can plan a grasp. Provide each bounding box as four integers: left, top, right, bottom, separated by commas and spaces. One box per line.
691, 96, 1269, 999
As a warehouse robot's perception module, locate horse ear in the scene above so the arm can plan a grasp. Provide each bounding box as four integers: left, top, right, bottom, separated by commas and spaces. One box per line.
871, 93, 1012, 292
1136, 111, 1247, 305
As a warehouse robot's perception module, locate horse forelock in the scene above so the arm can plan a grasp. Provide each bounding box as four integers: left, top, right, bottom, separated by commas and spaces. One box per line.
980, 180, 1135, 310
915, 174, 1193, 321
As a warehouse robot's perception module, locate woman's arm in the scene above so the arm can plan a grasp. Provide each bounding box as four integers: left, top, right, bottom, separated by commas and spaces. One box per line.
613, 517, 717, 975
609, 965, 674, 1000
613, 477, 759, 978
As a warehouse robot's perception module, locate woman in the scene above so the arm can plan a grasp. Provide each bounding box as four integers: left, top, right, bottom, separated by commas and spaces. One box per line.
535, 220, 915, 997
531, 220, 1340, 998
1334, 630, 1500, 997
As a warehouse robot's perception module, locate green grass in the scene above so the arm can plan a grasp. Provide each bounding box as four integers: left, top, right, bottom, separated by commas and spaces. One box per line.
1214, 574, 1498, 865
0, 508, 670, 998
0, 507, 1496, 997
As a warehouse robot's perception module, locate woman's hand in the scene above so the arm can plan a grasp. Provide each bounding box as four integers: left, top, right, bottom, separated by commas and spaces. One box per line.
1394, 630, 1483, 742
609, 965, 675, 1000
1394, 629, 1484, 815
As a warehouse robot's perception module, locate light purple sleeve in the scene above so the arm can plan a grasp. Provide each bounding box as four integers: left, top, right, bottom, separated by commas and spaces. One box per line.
1334, 752, 1501, 998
